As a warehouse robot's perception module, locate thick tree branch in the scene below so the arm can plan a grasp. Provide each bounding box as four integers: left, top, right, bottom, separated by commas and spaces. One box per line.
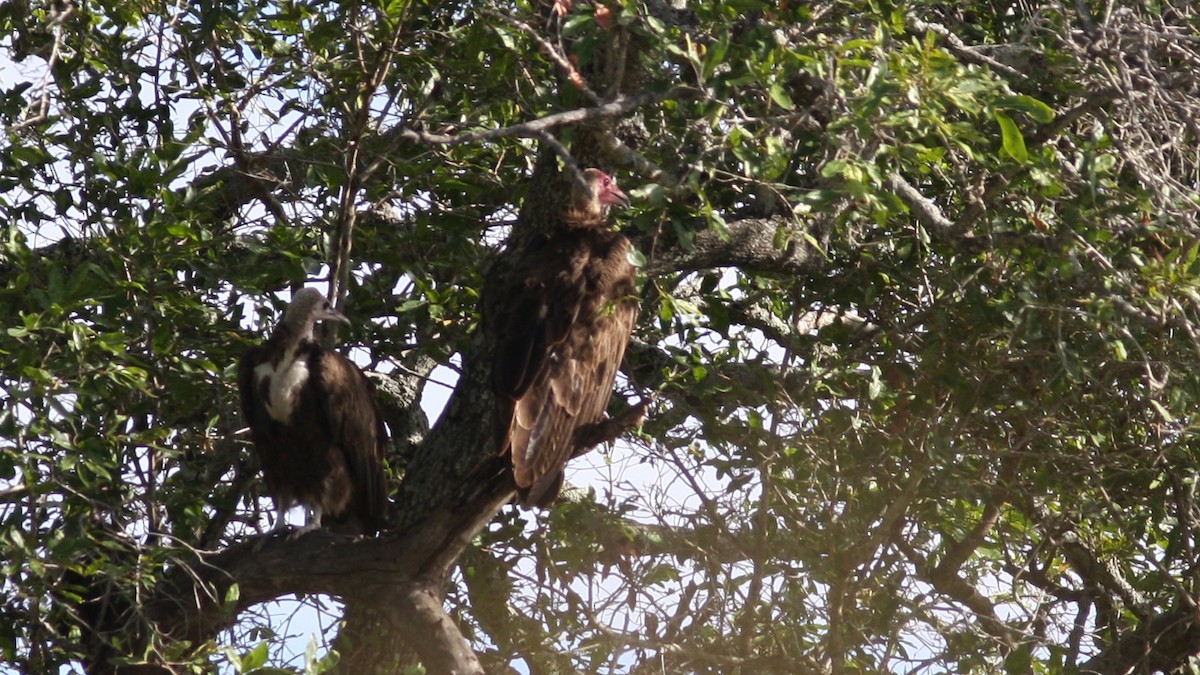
894, 535, 1022, 653
1077, 605, 1200, 674
640, 215, 825, 276
142, 473, 516, 661
365, 362, 433, 470
392, 583, 484, 675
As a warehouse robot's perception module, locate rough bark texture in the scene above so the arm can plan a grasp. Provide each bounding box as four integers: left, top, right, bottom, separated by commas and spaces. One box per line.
136, 474, 515, 673
1076, 607, 1200, 675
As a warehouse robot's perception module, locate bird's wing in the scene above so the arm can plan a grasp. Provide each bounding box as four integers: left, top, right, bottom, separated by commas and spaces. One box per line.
491, 260, 584, 402
493, 240, 587, 478
513, 296, 638, 495
313, 349, 389, 531
575, 297, 638, 425
237, 345, 266, 435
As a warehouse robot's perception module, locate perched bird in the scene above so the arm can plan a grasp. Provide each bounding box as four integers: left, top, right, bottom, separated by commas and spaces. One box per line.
491, 168, 640, 506
239, 288, 388, 535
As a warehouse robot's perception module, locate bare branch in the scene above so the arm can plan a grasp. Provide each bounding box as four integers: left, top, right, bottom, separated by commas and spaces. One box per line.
909, 18, 1032, 85
387, 90, 685, 148
0, 484, 30, 503
894, 535, 1022, 652
887, 172, 1054, 254
483, 9, 603, 105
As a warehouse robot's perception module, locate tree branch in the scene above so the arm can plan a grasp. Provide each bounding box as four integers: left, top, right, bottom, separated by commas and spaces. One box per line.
894, 535, 1022, 653
142, 473, 516, 661
908, 18, 1031, 85
887, 172, 1052, 254
1018, 499, 1157, 622
640, 214, 825, 277
386, 90, 684, 148
392, 583, 484, 675
934, 457, 1021, 581
1077, 605, 1200, 674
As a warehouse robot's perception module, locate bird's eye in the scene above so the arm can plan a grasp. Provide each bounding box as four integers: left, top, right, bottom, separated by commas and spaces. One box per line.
603, 178, 611, 186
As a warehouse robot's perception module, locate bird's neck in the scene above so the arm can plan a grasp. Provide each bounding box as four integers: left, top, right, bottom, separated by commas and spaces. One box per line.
269, 322, 315, 356
563, 207, 607, 228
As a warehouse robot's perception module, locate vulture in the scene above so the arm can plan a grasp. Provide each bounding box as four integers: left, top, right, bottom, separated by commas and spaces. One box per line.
239, 288, 388, 535
491, 168, 640, 506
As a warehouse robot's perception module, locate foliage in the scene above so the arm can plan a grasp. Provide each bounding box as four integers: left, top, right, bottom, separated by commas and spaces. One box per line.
2, 0, 1200, 673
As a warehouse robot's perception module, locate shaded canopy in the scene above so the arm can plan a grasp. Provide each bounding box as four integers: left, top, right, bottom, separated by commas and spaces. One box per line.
3, 1, 1200, 673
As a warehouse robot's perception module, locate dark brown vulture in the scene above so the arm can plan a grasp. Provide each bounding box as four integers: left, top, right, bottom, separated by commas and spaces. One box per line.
239, 288, 388, 535
491, 168, 640, 506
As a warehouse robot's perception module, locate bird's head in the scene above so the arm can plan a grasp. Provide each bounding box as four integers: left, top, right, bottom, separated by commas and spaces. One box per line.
283, 288, 351, 332
573, 168, 630, 219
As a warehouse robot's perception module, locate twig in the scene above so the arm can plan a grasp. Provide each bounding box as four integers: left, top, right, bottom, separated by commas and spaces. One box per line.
483, 9, 602, 105
0, 484, 31, 503
329, 3, 414, 321
388, 89, 681, 148
909, 18, 1031, 85
10, 4, 76, 132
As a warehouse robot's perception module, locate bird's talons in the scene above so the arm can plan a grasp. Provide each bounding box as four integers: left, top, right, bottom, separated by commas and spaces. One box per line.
572, 396, 655, 455
289, 522, 322, 540
250, 523, 294, 552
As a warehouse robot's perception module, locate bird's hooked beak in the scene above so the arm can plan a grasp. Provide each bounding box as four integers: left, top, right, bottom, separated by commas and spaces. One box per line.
318, 306, 351, 326
604, 182, 633, 208
600, 181, 631, 210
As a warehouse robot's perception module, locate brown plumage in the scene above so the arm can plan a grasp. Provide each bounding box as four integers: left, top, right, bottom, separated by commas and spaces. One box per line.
491, 168, 639, 506
238, 288, 388, 535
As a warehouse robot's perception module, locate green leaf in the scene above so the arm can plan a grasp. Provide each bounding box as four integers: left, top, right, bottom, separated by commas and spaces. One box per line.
1092, 153, 1117, 174
1150, 399, 1175, 423
703, 34, 730, 80
221, 647, 243, 672
396, 298, 427, 313
673, 297, 703, 318
998, 94, 1056, 123
868, 368, 884, 399
224, 583, 241, 610
241, 642, 269, 670
633, 183, 667, 208
994, 110, 1028, 163
767, 83, 794, 110
821, 159, 850, 179
763, 135, 789, 180
626, 246, 646, 268
1110, 340, 1128, 361
707, 208, 729, 241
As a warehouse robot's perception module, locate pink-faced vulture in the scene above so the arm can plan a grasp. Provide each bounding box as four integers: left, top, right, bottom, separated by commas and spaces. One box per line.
491, 168, 640, 506
239, 288, 388, 535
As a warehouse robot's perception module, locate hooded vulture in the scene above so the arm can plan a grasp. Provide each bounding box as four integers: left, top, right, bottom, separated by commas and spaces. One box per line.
491, 168, 640, 506
239, 288, 388, 535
